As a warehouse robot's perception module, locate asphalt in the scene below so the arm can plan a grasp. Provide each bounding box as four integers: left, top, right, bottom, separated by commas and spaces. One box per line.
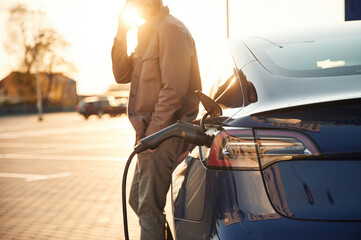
0, 113, 144, 239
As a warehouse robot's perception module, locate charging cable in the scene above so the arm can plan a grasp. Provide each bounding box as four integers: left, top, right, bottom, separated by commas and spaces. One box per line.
122, 121, 213, 240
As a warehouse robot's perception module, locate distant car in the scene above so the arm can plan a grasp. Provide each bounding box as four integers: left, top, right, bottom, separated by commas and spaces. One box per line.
76, 96, 127, 119
170, 22, 361, 239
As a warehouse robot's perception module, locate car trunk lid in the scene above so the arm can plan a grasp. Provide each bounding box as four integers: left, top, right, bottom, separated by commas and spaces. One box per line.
252, 100, 361, 221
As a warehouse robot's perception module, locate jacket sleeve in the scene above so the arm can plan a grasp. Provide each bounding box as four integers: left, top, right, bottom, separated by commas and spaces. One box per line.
111, 34, 133, 84
145, 24, 194, 136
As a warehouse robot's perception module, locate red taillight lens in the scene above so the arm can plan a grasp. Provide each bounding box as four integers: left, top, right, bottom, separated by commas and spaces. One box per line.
204, 129, 320, 170
86, 103, 94, 111
207, 129, 259, 170
254, 129, 320, 169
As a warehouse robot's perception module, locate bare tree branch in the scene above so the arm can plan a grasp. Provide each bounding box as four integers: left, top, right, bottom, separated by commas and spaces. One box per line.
4, 3, 77, 105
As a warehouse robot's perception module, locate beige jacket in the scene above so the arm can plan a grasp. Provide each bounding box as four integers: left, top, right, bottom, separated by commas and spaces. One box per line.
112, 7, 202, 140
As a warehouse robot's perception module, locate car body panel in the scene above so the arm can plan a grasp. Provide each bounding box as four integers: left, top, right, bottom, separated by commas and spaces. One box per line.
171, 22, 361, 239
263, 160, 361, 221
173, 160, 361, 240
226, 60, 361, 120
172, 156, 207, 221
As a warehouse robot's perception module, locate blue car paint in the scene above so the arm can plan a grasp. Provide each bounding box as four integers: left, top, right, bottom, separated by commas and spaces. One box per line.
172, 104, 361, 239
174, 166, 361, 240
171, 23, 361, 239
264, 161, 361, 221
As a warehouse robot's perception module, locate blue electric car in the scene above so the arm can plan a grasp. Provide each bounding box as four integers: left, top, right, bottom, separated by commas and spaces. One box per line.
170, 21, 361, 239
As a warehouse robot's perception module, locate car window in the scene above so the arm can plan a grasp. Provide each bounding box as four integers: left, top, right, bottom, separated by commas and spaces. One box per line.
253, 35, 361, 77
205, 50, 244, 109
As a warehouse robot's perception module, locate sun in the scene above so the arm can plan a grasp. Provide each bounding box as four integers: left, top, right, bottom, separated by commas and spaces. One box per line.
122, 6, 144, 27
119, 4, 144, 55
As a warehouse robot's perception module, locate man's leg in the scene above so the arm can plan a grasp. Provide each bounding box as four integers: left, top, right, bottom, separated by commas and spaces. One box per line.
136, 137, 181, 240
129, 161, 140, 215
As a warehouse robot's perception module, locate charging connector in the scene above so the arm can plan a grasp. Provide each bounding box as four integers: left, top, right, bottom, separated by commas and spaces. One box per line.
134, 121, 213, 153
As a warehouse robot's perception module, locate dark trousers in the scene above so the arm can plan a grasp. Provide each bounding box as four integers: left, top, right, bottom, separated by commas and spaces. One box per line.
129, 137, 181, 240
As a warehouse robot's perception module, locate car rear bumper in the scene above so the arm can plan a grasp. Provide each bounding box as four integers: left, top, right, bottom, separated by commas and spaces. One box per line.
173, 168, 361, 240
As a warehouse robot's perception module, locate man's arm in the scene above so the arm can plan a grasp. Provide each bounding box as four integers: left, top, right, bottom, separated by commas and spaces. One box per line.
111, 34, 133, 84
111, 9, 134, 84
145, 24, 195, 136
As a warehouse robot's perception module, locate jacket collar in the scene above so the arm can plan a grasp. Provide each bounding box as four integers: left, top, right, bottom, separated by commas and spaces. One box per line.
136, 7, 169, 57
141, 6, 169, 31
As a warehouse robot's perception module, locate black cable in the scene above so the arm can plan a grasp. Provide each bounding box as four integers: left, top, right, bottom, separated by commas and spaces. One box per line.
122, 150, 137, 240
122, 122, 212, 239
200, 113, 210, 132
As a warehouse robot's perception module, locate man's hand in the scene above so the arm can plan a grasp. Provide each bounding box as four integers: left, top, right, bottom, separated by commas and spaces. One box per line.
116, 6, 133, 37
136, 140, 155, 153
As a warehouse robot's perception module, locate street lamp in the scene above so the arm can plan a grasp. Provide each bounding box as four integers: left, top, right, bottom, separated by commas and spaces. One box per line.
226, 0, 229, 38
33, 4, 43, 122
34, 36, 43, 121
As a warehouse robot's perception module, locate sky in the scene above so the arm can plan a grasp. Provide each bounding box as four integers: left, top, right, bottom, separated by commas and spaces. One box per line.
0, 0, 344, 95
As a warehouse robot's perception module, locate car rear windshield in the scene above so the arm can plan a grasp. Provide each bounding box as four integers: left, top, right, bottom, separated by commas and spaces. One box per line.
253, 35, 361, 78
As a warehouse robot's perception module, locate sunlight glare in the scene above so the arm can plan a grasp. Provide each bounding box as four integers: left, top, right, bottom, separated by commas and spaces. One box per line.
123, 6, 144, 27
317, 59, 346, 69
122, 5, 144, 55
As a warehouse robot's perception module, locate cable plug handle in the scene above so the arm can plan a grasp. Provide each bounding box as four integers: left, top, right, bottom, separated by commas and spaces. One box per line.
134, 121, 212, 153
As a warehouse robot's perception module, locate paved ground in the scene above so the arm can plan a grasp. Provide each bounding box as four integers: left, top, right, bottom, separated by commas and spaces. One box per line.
0, 112, 173, 240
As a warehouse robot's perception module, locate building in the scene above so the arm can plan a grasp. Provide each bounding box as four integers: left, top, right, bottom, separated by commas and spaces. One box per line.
0, 71, 78, 112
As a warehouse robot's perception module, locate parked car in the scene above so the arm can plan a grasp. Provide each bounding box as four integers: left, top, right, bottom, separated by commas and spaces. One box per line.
76, 96, 127, 119
170, 22, 361, 239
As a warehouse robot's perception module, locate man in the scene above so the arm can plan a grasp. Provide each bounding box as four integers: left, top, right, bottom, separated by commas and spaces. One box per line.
111, 0, 202, 239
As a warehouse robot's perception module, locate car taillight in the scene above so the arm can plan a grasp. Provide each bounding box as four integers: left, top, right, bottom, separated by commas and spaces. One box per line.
205, 129, 320, 170
207, 129, 259, 170
254, 129, 320, 169
86, 104, 94, 111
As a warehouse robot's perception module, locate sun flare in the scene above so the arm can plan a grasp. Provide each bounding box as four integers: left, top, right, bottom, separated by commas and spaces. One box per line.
123, 6, 144, 27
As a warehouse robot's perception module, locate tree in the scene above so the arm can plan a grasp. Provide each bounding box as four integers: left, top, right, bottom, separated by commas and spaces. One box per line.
4, 3, 77, 105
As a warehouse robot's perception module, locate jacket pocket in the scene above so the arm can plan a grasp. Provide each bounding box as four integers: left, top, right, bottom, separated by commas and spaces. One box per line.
135, 54, 162, 113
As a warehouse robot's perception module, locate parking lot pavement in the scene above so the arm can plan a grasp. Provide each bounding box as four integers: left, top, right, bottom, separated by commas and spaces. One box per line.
0, 112, 141, 240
